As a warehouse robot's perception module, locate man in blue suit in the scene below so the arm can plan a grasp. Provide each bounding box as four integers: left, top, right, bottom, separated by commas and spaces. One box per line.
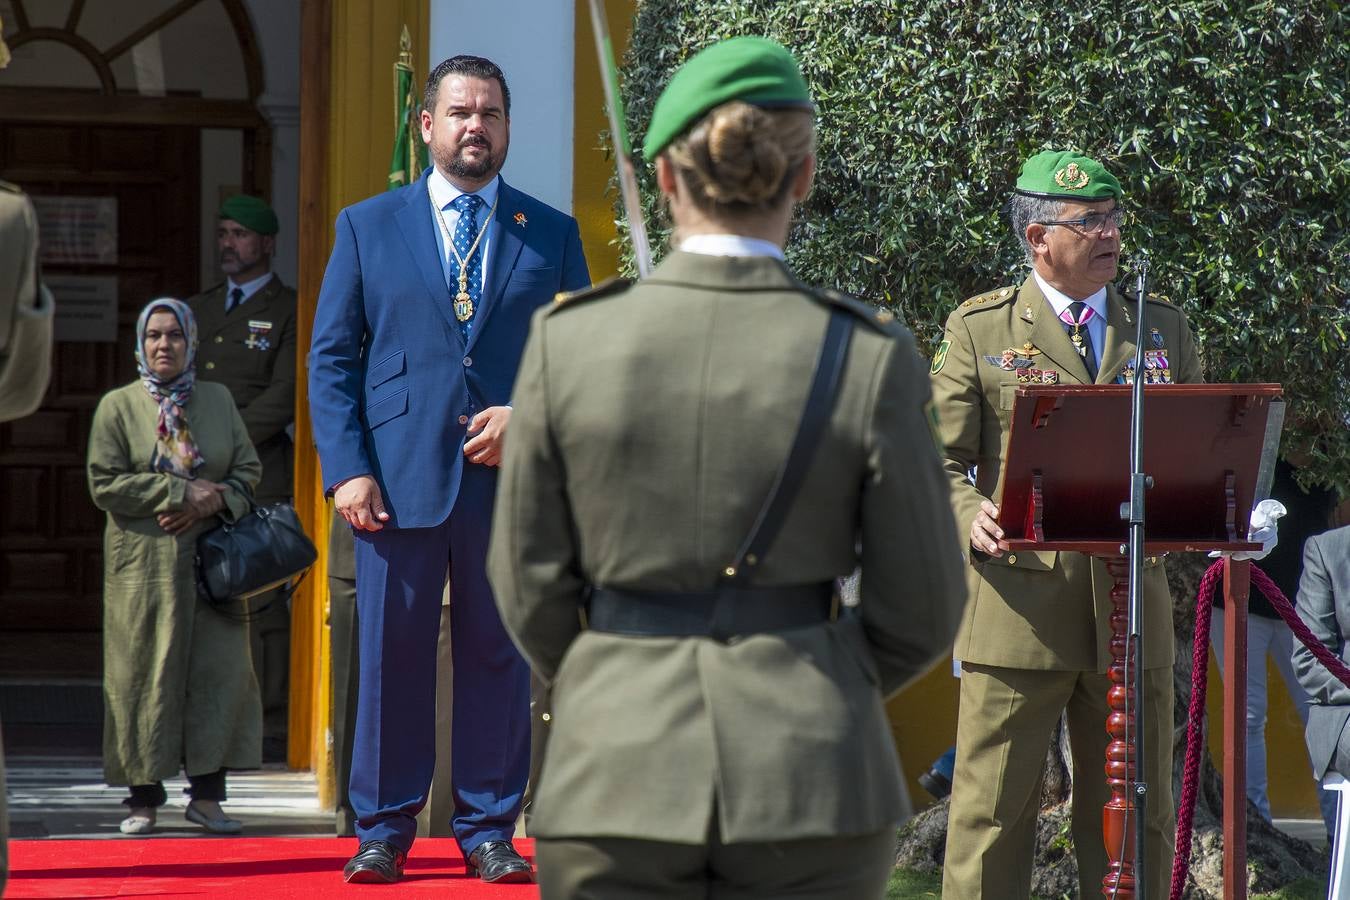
309, 54, 589, 885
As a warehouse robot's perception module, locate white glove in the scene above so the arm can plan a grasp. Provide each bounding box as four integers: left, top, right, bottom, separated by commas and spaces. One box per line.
1209, 498, 1287, 561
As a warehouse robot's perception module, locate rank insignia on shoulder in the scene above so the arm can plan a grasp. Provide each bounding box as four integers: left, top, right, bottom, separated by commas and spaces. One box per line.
930, 339, 951, 375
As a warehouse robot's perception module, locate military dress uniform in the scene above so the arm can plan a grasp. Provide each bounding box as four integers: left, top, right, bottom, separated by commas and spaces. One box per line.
187, 275, 297, 503
187, 273, 297, 750
490, 250, 967, 897
932, 272, 1201, 900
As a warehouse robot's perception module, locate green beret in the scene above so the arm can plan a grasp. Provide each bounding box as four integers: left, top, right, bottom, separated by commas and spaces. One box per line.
642, 36, 814, 160
1014, 150, 1122, 201
218, 194, 279, 235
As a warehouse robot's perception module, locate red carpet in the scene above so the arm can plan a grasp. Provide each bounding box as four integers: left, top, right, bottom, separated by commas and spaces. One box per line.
6, 837, 540, 898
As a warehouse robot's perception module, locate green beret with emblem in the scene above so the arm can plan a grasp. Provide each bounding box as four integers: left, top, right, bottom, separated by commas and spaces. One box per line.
218, 194, 279, 236
642, 36, 814, 160
1013, 150, 1122, 201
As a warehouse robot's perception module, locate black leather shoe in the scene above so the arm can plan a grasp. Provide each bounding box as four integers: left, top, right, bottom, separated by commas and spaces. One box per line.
343, 840, 406, 884
918, 766, 953, 800
466, 840, 534, 884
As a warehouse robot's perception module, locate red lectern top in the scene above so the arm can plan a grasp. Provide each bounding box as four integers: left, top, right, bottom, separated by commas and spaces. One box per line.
997, 383, 1281, 555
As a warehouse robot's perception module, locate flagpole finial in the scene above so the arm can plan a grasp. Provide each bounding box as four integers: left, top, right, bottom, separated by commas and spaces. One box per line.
397, 25, 413, 68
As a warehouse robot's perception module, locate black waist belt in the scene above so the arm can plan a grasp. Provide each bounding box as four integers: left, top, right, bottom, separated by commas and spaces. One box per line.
585, 582, 836, 642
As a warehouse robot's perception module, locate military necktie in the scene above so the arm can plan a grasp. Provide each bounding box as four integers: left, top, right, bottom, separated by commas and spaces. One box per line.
226, 286, 244, 314
448, 193, 486, 341
1060, 300, 1098, 380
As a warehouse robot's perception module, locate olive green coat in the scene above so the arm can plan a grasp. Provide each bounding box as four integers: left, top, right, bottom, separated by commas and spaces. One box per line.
489, 252, 967, 844
0, 181, 54, 423
88, 380, 263, 786
187, 275, 297, 502
930, 274, 1203, 671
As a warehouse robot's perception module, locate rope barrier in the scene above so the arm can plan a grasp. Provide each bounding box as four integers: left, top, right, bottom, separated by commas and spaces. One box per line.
1171, 559, 1350, 900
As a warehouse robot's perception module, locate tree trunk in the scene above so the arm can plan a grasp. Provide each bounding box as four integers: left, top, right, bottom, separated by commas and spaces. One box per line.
894, 553, 1328, 897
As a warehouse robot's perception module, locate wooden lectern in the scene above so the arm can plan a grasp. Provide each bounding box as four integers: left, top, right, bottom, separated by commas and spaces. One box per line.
999, 383, 1282, 900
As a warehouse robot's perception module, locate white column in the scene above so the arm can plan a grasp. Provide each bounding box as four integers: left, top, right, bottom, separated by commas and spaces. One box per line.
427, 3, 576, 214
260, 98, 301, 288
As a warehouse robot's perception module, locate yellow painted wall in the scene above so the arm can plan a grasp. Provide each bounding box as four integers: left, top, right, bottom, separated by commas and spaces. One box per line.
888, 660, 962, 807
572, 0, 636, 280
1207, 652, 1322, 819
292, 0, 429, 804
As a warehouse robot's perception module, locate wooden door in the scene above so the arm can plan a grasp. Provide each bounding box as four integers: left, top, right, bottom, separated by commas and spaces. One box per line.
0, 123, 200, 678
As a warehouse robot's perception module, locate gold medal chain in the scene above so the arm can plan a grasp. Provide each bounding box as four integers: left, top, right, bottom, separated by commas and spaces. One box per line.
429, 183, 499, 304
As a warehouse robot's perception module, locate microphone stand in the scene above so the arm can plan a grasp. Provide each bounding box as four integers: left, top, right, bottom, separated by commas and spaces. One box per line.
1123, 253, 1151, 899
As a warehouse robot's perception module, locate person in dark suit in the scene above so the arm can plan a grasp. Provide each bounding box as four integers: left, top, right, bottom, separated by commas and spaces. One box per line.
186, 194, 298, 762
1293, 524, 1350, 830
308, 54, 589, 885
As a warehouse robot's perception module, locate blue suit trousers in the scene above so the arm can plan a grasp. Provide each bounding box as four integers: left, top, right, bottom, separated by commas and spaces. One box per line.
350, 464, 531, 855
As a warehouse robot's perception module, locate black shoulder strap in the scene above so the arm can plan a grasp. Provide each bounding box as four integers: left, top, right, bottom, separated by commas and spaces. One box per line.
723, 308, 854, 585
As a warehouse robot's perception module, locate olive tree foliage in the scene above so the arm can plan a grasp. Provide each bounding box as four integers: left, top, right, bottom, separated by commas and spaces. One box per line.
617, 0, 1349, 492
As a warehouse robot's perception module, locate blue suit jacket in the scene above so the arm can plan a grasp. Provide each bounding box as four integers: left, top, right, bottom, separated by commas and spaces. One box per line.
309, 171, 590, 528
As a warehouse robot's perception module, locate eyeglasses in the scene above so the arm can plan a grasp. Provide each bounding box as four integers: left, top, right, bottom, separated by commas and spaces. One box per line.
1034, 208, 1127, 234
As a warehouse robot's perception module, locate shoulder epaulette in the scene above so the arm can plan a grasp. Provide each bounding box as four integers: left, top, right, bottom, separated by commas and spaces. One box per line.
955, 285, 1017, 315
0, 180, 21, 195
1119, 286, 1180, 310
810, 287, 903, 334
547, 276, 632, 313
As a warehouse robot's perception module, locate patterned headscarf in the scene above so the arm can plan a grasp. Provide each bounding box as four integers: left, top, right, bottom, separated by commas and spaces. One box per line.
135, 298, 204, 478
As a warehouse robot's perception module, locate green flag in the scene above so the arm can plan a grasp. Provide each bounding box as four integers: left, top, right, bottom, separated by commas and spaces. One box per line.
388, 26, 428, 191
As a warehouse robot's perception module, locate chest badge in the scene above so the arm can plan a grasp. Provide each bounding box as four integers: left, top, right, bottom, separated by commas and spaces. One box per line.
983, 343, 1042, 371
245, 320, 273, 352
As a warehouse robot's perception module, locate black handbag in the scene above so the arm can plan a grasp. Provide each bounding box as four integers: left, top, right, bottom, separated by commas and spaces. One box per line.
195, 497, 317, 611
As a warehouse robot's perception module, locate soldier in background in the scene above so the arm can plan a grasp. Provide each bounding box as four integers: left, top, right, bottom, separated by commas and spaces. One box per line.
186, 195, 298, 761
932, 151, 1201, 900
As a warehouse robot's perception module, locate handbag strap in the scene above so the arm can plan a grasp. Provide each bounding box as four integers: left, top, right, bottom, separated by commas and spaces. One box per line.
722, 308, 853, 585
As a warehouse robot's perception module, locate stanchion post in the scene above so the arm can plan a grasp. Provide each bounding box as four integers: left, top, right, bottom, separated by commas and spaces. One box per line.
1222, 557, 1251, 900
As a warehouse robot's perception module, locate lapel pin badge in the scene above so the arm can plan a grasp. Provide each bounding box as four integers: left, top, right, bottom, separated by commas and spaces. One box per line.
514, 212, 527, 227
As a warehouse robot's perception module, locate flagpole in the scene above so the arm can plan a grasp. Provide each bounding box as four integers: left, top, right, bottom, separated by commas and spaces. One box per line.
389, 25, 424, 191
585, 0, 653, 278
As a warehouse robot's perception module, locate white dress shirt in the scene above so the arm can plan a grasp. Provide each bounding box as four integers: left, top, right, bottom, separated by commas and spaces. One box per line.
1033, 270, 1106, 364
679, 233, 785, 260
428, 168, 501, 295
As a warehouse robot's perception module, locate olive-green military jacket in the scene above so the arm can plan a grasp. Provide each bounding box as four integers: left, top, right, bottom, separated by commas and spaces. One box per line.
930, 274, 1202, 672
489, 251, 967, 844
0, 181, 54, 423
188, 275, 297, 502
88, 381, 263, 785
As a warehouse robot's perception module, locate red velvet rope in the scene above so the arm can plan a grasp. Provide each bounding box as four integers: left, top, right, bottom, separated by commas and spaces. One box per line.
1172, 560, 1350, 900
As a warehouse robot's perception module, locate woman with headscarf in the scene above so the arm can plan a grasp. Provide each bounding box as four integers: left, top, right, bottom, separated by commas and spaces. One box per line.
87, 297, 262, 835
489, 37, 966, 898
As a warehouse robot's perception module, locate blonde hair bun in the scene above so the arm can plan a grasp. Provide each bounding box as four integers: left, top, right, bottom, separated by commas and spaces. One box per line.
667, 101, 814, 212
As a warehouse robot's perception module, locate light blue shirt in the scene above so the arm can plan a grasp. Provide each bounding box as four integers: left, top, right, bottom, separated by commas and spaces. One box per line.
1033, 270, 1106, 364
225, 271, 275, 310
428, 168, 500, 296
